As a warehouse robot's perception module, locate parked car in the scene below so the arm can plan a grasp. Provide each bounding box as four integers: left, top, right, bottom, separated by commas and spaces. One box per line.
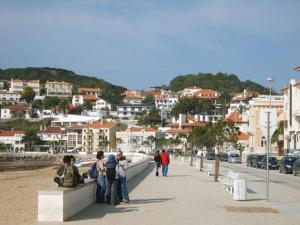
246, 154, 258, 167
219, 153, 228, 162
261, 156, 278, 169
228, 154, 241, 163
279, 156, 297, 174
252, 155, 265, 168
205, 152, 215, 160
292, 158, 300, 176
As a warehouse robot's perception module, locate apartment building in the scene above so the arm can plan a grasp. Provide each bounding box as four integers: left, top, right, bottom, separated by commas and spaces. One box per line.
0, 91, 22, 104
9, 79, 40, 94
248, 95, 284, 154
155, 96, 178, 111
117, 104, 150, 117
116, 127, 158, 153
180, 86, 202, 97
282, 79, 300, 153
45, 81, 72, 98
82, 121, 118, 152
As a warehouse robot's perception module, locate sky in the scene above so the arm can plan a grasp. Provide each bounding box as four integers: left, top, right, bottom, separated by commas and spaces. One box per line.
0, 0, 299, 90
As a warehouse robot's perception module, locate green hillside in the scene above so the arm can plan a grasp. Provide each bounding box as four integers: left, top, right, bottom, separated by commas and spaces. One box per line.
168, 72, 269, 94
0, 67, 126, 105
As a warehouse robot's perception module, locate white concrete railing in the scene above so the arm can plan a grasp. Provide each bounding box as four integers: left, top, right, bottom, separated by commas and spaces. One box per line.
38, 156, 151, 222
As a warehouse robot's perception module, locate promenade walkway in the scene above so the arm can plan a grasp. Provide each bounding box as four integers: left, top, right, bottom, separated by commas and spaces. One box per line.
39, 159, 299, 225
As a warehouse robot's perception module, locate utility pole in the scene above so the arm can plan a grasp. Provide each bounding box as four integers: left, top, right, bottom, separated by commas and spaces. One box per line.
266, 77, 274, 202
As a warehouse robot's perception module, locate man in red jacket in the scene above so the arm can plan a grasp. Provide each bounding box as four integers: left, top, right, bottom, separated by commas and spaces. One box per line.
160, 149, 170, 176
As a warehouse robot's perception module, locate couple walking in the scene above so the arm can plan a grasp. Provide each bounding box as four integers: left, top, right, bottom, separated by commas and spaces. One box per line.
95, 150, 129, 205
154, 149, 170, 176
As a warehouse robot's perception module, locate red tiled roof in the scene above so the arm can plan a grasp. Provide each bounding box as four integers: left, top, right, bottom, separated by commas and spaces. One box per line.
69, 125, 86, 129
226, 112, 247, 123
195, 89, 219, 96
129, 127, 157, 132
4, 104, 29, 111
238, 131, 249, 141
0, 130, 26, 137
44, 126, 61, 134
87, 122, 117, 129
11, 79, 23, 83
165, 129, 192, 134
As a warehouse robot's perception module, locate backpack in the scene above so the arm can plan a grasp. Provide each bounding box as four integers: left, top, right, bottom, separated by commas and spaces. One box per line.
62, 165, 75, 187
106, 164, 116, 181
89, 162, 98, 179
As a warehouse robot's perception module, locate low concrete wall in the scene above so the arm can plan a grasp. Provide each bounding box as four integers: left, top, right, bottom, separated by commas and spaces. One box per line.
38, 156, 151, 222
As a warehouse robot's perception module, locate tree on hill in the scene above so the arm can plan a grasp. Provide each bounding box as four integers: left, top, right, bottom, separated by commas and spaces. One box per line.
138, 107, 161, 126
21, 87, 35, 103
44, 96, 60, 110
31, 99, 44, 110
83, 100, 93, 110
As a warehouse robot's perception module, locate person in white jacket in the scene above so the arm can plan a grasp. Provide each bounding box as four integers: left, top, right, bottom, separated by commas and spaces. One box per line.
117, 150, 129, 203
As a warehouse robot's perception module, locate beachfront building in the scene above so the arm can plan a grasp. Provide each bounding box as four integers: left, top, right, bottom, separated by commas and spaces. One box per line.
45, 81, 72, 98
282, 79, 300, 153
0, 130, 25, 152
116, 127, 158, 153
38, 126, 66, 153
9, 79, 40, 94
66, 125, 84, 150
248, 95, 284, 155
82, 121, 118, 152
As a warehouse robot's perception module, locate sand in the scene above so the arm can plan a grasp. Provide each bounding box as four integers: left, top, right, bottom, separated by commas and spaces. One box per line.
0, 165, 87, 225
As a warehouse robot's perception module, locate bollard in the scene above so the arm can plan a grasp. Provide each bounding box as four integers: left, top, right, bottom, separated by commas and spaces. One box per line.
200, 155, 203, 171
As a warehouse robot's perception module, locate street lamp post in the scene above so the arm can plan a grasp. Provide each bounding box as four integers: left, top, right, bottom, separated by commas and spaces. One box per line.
266, 77, 274, 202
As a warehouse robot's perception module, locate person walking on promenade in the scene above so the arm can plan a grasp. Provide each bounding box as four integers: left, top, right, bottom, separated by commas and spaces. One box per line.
105, 154, 119, 205
96, 151, 106, 203
154, 150, 161, 176
116, 150, 129, 203
160, 149, 170, 176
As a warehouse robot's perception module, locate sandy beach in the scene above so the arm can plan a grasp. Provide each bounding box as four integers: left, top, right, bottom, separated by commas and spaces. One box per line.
0, 163, 87, 225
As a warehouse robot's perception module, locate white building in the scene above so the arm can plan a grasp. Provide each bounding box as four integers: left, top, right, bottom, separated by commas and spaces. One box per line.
39, 126, 66, 153
117, 104, 149, 118
123, 96, 144, 105
9, 79, 40, 94
72, 95, 84, 106
116, 127, 158, 153
248, 95, 284, 155
78, 88, 101, 97
282, 79, 300, 153
180, 86, 202, 97
51, 114, 100, 127
0, 130, 25, 152
0, 91, 22, 104
95, 99, 111, 110
155, 96, 178, 111
0, 108, 11, 119
45, 81, 72, 98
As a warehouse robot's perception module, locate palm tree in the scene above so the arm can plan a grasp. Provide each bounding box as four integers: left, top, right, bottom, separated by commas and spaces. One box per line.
272, 121, 284, 156
21, 130, 41, 152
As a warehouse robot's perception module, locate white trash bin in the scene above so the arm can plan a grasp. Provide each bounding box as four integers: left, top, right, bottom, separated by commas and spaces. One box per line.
233, 178, 247, 201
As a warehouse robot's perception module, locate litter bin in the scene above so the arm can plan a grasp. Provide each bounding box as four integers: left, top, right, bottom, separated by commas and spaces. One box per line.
233, 178, 247, 201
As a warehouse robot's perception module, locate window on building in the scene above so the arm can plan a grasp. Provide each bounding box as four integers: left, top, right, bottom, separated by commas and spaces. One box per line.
261, 136, 266, 147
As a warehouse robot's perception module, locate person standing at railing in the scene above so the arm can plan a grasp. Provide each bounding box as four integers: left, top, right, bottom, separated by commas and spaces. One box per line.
116, 150, 129, 203
96, 151, 106, 203
160, 149, 170, 176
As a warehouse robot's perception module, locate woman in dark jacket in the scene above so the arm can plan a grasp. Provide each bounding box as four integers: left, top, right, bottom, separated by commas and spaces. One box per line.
154, 150, 161, 176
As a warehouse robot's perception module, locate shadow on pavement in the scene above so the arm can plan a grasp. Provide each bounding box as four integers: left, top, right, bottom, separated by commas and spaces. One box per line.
68, 162, 156, 222
129, 198, 175, 205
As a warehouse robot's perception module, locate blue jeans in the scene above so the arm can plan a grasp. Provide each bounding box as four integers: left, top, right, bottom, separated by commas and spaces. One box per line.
118, 175, 129, 201
162, 165, 168, 176
96, 175, 106, 202
105, 178, 118, 204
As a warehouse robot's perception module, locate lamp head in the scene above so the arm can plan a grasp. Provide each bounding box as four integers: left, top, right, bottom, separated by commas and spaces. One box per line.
266, 77, 274, 82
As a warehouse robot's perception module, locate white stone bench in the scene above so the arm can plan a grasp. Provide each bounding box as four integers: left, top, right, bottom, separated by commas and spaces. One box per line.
220, 171, 240, 194
38, 157, 151, 223
203, 163, 213, 176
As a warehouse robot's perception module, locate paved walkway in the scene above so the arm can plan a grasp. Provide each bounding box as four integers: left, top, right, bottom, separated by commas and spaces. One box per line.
40, 160, 299, 225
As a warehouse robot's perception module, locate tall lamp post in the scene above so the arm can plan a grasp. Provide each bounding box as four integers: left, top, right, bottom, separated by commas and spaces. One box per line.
266, 77, 274, 202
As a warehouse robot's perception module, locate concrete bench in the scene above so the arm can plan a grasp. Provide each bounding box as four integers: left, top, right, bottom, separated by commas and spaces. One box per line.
220, 171, 240, 194
203, 163, 213, 176
38, 156, 151, 222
